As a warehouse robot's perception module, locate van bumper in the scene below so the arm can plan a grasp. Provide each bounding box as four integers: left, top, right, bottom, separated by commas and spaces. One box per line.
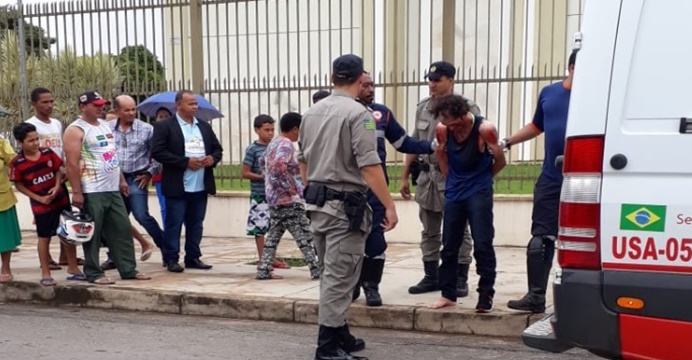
522, 268, 621, 359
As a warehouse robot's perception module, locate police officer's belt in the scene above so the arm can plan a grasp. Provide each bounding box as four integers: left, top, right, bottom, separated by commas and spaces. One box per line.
419, 163, 441, 172
304, 183, 367, 232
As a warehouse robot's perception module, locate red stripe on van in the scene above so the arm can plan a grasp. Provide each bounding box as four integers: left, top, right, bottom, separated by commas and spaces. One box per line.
603, 262, 692, 274
620, 314, 692, 360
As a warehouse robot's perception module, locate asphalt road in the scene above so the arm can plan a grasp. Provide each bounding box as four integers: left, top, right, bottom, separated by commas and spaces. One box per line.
0, 304, 598, 360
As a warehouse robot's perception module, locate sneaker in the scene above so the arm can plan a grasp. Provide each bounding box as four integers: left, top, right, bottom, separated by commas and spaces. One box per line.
475, 292, 494, 313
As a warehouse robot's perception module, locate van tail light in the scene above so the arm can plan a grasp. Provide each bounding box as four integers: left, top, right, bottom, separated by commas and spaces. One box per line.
557, 136, 605, 270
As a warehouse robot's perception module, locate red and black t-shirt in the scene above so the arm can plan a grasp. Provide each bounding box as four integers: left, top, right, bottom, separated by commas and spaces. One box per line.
9, 148, 70, 214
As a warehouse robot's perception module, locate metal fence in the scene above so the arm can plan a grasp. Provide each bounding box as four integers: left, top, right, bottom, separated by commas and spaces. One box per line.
0, 0, 584, 194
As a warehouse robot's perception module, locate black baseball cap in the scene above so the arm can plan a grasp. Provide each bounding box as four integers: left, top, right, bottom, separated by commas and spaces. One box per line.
312, 90, 331, 103
425, 61, 456, 81
332, 54, 364, 81
78, 91, 111, 106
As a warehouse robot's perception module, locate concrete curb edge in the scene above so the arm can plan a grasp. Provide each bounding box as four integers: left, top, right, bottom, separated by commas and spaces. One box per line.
0, 281, 541, 338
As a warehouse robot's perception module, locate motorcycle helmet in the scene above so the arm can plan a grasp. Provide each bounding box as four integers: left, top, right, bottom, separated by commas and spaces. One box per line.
57, 208, 95, 245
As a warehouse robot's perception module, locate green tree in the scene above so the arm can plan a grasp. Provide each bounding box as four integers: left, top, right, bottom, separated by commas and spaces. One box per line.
0, 7, 56, 56
116, 45, 166, 103
0, 30, 121, 132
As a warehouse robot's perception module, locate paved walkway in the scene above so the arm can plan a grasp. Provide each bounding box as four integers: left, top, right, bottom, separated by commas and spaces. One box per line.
1, 232, 554, 337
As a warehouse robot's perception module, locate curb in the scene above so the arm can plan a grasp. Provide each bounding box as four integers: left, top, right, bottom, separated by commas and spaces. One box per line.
0, 281, 540, 338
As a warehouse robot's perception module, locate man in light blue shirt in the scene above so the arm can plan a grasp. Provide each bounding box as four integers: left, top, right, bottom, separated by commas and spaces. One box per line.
151, 90, 223, 273
178, 114, 206, 192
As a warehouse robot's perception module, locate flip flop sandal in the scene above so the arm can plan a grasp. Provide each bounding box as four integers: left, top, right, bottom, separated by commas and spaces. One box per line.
0, 274, 13, 283
124, 273, 151, 281
40, 277, 57, 287
90, 276, 116, 285
66, 272, 87, 281
140, 248, 153, 262
48, 260, 62, 270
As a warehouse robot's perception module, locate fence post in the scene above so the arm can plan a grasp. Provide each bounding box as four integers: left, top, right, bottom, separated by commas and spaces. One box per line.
441, 0, 456, 62
188, 0, 204, 95
16, 0, 29, 119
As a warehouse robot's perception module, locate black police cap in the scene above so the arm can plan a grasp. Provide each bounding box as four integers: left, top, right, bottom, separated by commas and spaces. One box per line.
332, 54, 364, 81
425, 61, 456, 81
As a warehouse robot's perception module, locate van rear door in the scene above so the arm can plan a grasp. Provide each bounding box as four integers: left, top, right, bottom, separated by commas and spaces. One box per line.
600, 0, 692, 357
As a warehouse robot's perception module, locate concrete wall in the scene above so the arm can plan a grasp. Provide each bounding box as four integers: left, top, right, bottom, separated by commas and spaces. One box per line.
13, 190, 534, 247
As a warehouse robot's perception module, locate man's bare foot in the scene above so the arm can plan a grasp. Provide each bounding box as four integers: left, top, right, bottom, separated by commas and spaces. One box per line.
429, 297, 456, 309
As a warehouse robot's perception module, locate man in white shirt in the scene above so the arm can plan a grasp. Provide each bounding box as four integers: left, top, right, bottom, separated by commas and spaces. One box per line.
25, 87, 84, 269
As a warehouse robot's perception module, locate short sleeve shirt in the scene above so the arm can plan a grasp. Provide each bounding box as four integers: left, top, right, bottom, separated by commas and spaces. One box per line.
25, 116, 63, 158
243, 142, 268, 196
298, 89, 381, 191
531, 82, 570, 183
9, 148, 69, 214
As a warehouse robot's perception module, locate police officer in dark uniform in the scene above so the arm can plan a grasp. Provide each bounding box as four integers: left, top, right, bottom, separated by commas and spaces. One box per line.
351, 71, 438, 306
299, 54, 398, 360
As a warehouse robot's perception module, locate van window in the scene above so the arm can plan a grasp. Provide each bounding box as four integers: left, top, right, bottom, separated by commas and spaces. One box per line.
623, 2, 692, 121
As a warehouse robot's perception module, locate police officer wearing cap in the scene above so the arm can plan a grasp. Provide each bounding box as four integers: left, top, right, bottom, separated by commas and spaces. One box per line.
401, 61, 481, 297
299, 54, 398, 360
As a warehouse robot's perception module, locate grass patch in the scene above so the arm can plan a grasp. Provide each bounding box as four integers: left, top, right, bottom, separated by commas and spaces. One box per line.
246, 257, 309, 267
213, 163, 542, 195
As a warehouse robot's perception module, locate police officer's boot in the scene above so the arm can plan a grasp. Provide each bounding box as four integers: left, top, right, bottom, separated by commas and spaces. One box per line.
339, 323, 366, 353
315, 325, 368, 360
362, 258, 384, 307
456, 263, 470, 298
507, 236, 551, 313
408, 261, 439, 294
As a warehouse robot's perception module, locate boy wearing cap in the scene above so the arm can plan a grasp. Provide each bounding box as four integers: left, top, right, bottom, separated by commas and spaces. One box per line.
401, 61, 480, 298
62, 91, 150, 285
299, 54, 397, 360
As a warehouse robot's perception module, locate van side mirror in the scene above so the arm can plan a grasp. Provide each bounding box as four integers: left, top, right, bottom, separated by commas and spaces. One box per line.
555, 155, 564, 169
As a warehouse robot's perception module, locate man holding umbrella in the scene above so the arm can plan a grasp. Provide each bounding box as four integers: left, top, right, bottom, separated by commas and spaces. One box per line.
151, 90, 223, 273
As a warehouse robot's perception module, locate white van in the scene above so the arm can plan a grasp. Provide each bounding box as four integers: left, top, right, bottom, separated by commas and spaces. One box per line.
522, 0, 692, 359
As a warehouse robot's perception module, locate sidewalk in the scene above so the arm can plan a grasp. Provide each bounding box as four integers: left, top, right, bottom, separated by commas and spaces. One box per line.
0, 232, 552, 338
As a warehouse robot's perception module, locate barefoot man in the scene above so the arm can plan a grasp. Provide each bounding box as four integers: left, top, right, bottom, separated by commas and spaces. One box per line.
428, 94, 506, 313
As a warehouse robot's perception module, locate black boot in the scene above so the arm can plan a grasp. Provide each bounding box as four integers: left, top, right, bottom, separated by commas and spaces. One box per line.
339, 323, 366, 353
507, 237, 551, 313
456, 263, 470, 298
408, 261, 439, 294
362, 258, 384, 307
315, 325, 368, 360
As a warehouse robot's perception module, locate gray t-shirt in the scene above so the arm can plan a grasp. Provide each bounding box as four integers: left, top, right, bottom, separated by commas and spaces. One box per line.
243, 141, 267, 196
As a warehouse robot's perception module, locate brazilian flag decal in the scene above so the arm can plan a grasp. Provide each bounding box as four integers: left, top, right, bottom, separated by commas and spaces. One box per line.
620, 204, 666, 232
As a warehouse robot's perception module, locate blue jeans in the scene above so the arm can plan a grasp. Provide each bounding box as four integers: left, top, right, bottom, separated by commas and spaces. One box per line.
154, 181, 166, 225
439, 188, 496, 301
122, 174, 165, 248
163, 191, 208, 264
